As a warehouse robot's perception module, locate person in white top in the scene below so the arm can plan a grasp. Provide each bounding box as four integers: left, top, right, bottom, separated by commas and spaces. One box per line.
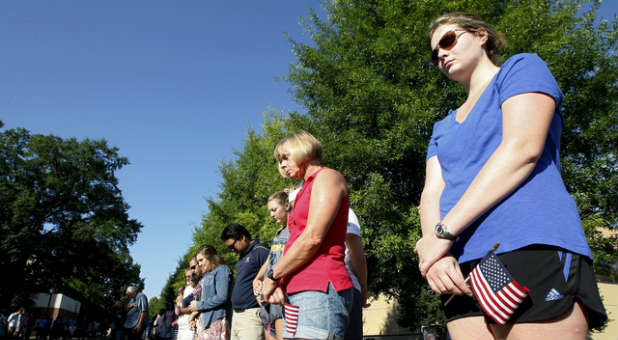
173, 269, 195, 340
7, 307, 25, 337
344, 208, 368, 340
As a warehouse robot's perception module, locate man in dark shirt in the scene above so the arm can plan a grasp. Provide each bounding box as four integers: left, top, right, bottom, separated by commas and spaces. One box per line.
221, 223, 269, 340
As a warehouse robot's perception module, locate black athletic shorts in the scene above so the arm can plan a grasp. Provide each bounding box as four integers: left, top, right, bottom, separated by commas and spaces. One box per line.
441, 245, 607, 329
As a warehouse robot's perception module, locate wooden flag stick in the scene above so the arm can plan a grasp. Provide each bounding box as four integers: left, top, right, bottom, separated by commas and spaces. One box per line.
444, 242, 500, 306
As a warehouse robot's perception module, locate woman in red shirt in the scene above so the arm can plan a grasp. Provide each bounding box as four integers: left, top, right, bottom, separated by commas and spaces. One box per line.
262, 130, 354, 339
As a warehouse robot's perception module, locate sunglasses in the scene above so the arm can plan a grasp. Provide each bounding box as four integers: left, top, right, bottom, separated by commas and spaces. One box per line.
227, 239, 238, 250
190, 265, 196, 270
431, 29, 468, 66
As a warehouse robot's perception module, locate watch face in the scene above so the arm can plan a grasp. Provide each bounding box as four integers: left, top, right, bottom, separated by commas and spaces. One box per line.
436, 225, 444, 234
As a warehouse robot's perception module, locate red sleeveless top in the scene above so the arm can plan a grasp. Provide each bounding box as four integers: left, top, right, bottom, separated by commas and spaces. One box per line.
283, 167, 353, 294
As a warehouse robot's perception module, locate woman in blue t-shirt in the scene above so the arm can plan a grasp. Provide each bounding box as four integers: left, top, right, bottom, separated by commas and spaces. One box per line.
414, 12, 606, 339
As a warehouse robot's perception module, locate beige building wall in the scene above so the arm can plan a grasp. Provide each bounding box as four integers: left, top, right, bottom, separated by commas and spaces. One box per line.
363, 294, 409, 336
591, 282, 617, 340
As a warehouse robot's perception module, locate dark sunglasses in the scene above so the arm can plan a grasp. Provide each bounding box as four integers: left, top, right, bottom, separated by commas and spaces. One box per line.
227, 239, 238, 250
190, 265, 196, 270
431, 29, 468, 66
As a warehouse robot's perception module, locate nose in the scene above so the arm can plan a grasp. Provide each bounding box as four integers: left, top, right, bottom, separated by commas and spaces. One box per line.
437, 47, 451, 65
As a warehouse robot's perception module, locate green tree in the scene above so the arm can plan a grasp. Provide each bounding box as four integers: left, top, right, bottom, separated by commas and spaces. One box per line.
194, 112, 296, 267
0, 126, 143, 310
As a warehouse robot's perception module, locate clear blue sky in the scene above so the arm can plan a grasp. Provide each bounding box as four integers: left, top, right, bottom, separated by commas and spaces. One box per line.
2, 1, 616, 301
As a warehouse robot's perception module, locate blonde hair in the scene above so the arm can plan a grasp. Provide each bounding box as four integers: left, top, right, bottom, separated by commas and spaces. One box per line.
273, 130, 322, 178
429, 12, 506, 65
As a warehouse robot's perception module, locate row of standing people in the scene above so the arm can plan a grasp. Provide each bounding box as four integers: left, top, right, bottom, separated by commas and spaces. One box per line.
171, 184, 368, 340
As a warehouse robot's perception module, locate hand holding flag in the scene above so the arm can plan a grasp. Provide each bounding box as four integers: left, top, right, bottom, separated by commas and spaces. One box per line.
443, 243, 530, 325
469, 250, 530, 325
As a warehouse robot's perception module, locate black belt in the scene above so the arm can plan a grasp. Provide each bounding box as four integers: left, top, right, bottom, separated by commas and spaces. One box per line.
233, 307, 258, 313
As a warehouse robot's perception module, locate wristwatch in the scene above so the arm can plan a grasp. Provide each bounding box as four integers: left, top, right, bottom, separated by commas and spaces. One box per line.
434, 222, 459, 242
266, 269, 277, 282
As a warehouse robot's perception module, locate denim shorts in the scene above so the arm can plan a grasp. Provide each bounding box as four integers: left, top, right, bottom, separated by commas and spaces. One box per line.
283, 283, 354, 339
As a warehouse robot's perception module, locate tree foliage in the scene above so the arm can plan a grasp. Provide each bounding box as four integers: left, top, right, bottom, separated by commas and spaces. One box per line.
158, 0, 616, 332
194, 113, 297, 268
0, 126, 143, 312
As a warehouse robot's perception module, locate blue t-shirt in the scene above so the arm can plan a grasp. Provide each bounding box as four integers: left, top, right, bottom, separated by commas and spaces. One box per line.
124, 292, 149, 329
426, 53, 592, 263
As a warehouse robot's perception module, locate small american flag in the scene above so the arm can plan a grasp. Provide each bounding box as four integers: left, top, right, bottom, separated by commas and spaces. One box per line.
470, 251, 530, 325
284, 303, 300, 335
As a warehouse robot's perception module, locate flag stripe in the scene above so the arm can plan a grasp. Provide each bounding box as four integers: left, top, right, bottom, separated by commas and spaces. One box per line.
471, 270, 505, 325
506, 283, 526, 301
509, 280, 530, 299
496, 290, 518, 310
499, 287, 520, 308
473, 267, 510, 321
502, 285, 523, 303
284, 303, 300, 335
468, 252, 530, 326
471, 267, 507, 324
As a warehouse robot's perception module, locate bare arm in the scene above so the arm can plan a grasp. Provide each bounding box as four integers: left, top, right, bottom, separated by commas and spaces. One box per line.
346, 234, 368, 305
263, 168, 347, 302
416, 92, 556, 274
271, 168, 346, 279
417, 157, 469, 296
136, 312, 146, 332
418, 156, 445, 239
253, 254, 271, 304
178, 305, 192, 315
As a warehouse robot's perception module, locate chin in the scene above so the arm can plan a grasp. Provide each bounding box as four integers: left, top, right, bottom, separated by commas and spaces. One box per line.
445, 68, 466, 82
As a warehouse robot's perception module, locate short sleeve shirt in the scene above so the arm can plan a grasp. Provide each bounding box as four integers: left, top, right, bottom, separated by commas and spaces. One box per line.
265, 227, 290, 277
344, 208, 362, 291
426, 53, 592, 263
124, 292, 149, 329
231, 240, 269, 309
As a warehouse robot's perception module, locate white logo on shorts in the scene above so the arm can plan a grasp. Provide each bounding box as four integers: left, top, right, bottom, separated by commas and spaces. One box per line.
544, 288, 564, 301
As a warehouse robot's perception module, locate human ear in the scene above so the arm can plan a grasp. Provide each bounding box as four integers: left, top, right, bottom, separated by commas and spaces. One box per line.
476, 28, 489, 47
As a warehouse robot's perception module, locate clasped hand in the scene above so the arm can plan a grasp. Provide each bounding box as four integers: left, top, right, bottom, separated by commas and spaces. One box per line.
415, 236, 472, 297
414, 235, 452, 276
261, 277, 285, 305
